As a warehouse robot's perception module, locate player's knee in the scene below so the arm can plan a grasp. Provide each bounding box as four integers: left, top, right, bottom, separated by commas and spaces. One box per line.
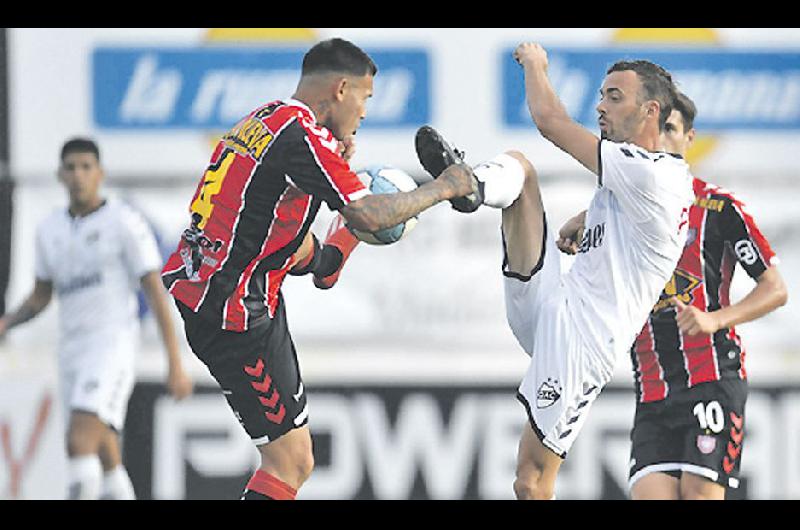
513, 466, 553, 500
295, 450, 315, 484
66, 429, 100, 456
513, 476, 553, 500
504, 150, 537, 181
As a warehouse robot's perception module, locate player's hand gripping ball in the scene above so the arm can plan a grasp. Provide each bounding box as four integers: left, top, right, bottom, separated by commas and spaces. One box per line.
349, 166, 419, 245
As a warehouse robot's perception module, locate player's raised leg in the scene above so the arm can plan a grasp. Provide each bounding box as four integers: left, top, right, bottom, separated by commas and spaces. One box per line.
313, 214, 360, 290
500, 152, 545, 276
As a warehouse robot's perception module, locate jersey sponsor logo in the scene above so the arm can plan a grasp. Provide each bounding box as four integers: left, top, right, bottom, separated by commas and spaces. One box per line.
222, 114, 275, 159
652, 269, 702, 313
92, 48, 430, 130
57, 272, 103, 296
734, 240, 759, 265
536, 378, 562, 409
694, 196, 726, 212
577, 222, 605, 254
502, 47, 800, 131
180, 213, 223, 281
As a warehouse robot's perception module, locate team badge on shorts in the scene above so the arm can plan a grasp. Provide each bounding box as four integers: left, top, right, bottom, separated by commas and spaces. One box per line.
697, 434, 717, 454
536, 378, 562, 408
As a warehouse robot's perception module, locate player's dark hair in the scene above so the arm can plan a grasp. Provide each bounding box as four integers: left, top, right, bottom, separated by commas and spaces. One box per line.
673, 91, 697, 132
61, 137, 100, 163
301, 38, 377, 77
607, 60, 678, 132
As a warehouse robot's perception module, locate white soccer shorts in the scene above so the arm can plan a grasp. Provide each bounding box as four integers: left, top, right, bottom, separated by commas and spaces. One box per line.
59, 337, 136, 432
503, 215, 613, 457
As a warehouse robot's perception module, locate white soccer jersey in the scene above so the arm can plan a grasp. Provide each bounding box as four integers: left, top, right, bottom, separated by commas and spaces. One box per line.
564, 140, 694, 367
34, 198, 163, 357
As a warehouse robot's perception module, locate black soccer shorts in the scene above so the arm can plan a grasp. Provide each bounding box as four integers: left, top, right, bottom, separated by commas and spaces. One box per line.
176, 298, 309, 445
628, 378, 748, 490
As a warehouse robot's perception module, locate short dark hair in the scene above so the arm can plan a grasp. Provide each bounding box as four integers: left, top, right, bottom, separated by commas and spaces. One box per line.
607, 60, 678, 132
61, 137, 100, 163
672, 91, 697, 132
301, 38, 377, 78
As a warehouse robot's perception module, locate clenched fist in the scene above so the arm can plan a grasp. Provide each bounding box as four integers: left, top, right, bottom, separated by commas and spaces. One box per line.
513, 42, 549, 70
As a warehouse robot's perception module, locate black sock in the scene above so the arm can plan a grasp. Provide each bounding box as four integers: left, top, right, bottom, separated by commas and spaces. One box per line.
315, 245, 343, 278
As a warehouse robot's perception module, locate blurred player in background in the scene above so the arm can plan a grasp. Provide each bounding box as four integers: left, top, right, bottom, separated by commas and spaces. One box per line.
161, 37, 478, 500
626, 92, 788, 500
0, 138, 193, 499
498, 42, 693, 500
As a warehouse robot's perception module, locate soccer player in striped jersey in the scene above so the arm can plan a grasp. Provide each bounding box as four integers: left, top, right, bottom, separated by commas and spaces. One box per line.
627, 92, 788, 499
0, 138, 194, 499
161, 38, 478, 500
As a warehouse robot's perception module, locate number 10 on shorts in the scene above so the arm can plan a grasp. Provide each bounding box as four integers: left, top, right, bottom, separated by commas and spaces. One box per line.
693, 401, 724, 433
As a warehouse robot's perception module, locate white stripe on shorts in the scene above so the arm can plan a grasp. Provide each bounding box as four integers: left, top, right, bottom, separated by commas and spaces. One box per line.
628, 462, 740, 491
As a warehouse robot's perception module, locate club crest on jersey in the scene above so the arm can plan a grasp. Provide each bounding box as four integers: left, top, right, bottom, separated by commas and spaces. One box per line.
697, 434, 717, 454
536, 378, 562, 409
652, 269, 702, 313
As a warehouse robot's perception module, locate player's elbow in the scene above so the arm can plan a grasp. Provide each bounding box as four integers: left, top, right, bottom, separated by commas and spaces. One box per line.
768, 270, 789, 308
339, 202, 381, 233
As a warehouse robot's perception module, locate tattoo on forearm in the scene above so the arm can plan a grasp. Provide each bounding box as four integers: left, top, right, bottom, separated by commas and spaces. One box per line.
351, 183, 445, 231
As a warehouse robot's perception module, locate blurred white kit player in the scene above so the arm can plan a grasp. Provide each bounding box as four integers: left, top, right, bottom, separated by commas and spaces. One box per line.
502, 141, 692, 456
35, 198, 160, 432
0, 138, 192, 500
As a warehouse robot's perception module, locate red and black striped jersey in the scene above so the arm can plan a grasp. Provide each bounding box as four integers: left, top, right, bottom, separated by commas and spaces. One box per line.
630, 177, 778, 402
161, 99, 368, 332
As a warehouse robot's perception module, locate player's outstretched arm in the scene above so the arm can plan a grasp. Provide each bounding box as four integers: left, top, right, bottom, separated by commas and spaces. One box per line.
0, 279, 53, 338
140, 271, 194, 400
514, 42, 600, 176
340, 163, 476, 233
671, 266, 788, 336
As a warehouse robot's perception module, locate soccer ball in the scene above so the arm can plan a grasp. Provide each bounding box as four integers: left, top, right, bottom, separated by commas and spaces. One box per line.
349, 166, 419, 245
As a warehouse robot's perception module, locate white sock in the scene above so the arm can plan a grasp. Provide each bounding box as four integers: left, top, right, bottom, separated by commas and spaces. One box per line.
101, 465, 136, 500
472, 152, 526, 209
68, 455, 103, 500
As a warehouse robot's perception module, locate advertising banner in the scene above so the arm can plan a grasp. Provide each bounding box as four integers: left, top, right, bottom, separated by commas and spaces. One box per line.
503, 48, 800, 131
123, 381, 800, 500
92, 47, 429, 131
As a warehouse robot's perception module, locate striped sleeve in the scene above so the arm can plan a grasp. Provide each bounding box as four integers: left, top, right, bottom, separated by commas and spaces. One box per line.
719, 192, 777, 279
276, 121, 368, 210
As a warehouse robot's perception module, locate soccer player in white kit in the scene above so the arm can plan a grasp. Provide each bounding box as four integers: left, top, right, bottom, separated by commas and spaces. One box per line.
497, 44, 695, 500
0, 138, 193, 499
